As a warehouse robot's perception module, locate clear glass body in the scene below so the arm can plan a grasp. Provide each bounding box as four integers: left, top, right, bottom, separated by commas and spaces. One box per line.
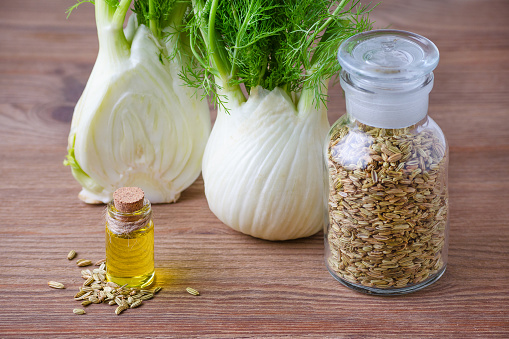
106, 199, 155, 288
325, 102, 449, 295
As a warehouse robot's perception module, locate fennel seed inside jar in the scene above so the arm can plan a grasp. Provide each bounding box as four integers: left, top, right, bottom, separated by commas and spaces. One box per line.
325, 30, 449, 295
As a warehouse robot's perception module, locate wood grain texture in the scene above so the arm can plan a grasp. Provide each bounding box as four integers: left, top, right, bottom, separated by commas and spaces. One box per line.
1, 0, 509, 337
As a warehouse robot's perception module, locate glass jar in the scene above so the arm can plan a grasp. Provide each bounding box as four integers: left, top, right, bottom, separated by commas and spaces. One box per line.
325, 30, 448, 295
106, 187, 155, 288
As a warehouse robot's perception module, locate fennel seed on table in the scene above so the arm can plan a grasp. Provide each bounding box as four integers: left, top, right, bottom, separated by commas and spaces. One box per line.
48, 254, 163, 315
67, 250, 77, 260
76, 259, 93, 267
327, 123, 448, 289
70, 262, 163, 315
186, 287, 200, 296
48, 281, 65, 289
73, 308, 86, 315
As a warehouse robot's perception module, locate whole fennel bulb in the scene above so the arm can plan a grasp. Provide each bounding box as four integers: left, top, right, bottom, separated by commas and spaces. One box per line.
203, 87, 329, 240
65, 0, 210, 203
185, 0, 374, 239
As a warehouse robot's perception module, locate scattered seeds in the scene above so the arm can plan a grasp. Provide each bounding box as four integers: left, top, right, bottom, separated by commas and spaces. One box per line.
130, 300, 143, 308
115, 296, 124, 306
67, 250, 77, 260
81, 269, 92, 277
51, 255, 162, 315
76, 259, 93, 267
140, 293, 154, 301
186, 287, 200, 296
115, 304, 128, 315
48, 281, 65, 289
82, 276, 94, 287
90, 283, 102, 290
95, 259, 106, 266
74, 290, 87, 298
81, 286, 93, 293
74, 291, 92, 301
131, 293, 143, 299
89, 295, 100, 304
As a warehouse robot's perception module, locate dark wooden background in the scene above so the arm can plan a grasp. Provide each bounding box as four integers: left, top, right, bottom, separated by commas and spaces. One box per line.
1, 0, 508, 337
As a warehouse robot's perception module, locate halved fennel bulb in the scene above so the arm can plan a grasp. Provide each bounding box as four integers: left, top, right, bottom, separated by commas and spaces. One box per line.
66, 16, 210, 204
202, 87, 329, 240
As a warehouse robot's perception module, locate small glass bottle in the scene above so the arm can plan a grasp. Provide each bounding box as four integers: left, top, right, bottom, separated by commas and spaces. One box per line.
325, 30, 448, 295
106, 187, 155, 288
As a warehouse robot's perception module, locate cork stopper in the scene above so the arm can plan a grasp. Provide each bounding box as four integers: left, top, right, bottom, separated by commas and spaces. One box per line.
113, 187, 145, 213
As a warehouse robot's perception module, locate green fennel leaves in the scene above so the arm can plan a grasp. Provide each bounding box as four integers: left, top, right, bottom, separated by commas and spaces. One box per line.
183, 0, 375, 109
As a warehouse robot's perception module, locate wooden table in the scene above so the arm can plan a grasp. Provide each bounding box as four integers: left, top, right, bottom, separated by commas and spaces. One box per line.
1, 0, 508, 337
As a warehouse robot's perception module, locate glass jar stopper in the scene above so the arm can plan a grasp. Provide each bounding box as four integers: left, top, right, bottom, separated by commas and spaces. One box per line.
337, 29, 439, 84
337, 30, 440, 129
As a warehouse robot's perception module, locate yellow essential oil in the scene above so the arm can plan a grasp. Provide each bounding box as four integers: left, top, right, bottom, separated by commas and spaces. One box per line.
105, 187, 155, 288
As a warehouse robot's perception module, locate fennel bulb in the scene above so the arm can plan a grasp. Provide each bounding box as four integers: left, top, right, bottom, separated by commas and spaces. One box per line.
203, 87, 329, 240
185, 0, 374, 240
65, 0, 210, 204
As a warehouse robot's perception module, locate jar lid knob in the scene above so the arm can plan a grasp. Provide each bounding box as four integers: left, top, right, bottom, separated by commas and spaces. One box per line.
337, 29, 439, 82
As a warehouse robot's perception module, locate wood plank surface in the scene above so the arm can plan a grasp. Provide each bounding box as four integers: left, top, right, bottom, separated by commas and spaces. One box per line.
1, 0, 508, 337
